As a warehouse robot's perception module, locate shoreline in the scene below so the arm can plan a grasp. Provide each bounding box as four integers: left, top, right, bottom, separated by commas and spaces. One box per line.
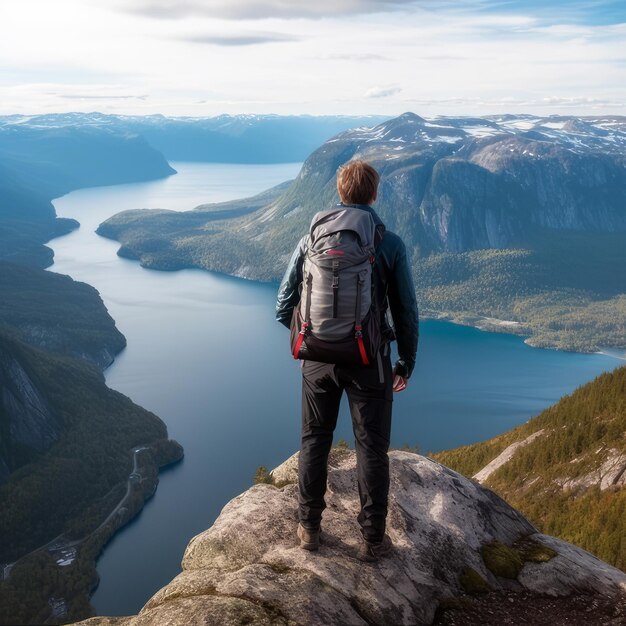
99, 235, 626, 360
0, 168, 186, 624
36, 167, 623, 621
596, 348, 626, 361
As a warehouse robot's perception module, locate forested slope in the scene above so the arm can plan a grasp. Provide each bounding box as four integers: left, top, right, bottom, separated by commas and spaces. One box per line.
433, 366, 626, 570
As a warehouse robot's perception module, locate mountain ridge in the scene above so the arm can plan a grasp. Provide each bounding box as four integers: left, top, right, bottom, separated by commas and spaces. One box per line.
0, 122, 175, 269
96, 111, 626, 352
0, 112, 390, 164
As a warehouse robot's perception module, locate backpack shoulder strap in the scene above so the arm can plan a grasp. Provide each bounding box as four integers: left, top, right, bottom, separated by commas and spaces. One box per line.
373, 223, 385, 249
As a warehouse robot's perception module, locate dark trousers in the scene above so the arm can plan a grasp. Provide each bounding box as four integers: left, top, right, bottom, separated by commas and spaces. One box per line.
298, 344, 393, 543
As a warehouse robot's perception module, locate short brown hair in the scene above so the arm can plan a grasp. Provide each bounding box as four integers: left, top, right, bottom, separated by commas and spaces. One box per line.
336, 160, 379, 205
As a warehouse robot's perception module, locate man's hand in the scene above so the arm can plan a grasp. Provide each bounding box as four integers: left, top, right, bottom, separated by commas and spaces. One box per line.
392, 367, 407, 392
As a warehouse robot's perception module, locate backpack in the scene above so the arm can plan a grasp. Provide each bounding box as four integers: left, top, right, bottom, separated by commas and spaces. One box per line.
290, 206, 385, 366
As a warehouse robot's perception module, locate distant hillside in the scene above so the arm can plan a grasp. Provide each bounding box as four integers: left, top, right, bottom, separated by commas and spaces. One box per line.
97, 112, 626, 352
0, 329, 182, 624
0, 115, 183, 624
0, 112, 389, 163
0, 262, 183, 624
0, 122, 175, 268
433, 366, 626, 571
0, 261, 125, 368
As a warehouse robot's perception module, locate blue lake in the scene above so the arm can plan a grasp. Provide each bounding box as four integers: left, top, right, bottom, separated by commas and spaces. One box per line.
47, 162, 620, 616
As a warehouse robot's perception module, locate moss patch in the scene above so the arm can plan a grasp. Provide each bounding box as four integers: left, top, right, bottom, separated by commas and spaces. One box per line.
481, 542, 524, 579
515, 537, 558, 563
459, 567, 491, 594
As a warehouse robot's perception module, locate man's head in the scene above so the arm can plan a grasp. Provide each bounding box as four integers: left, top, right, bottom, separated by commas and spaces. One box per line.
336, 160, 379, 206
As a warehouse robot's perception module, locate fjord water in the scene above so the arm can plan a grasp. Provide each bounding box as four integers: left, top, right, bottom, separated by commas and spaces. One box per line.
48, 162, 619, 616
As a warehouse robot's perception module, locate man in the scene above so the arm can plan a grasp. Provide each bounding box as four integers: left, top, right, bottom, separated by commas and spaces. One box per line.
276, 159, 419, 562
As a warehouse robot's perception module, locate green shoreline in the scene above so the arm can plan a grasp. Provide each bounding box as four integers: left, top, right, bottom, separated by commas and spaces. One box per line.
0, 165, 185, 624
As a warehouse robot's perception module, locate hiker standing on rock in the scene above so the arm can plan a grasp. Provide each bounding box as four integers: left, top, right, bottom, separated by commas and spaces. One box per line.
276, 159, 419, 562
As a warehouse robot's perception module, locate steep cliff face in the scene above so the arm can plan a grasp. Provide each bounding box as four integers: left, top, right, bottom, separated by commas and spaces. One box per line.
0, 262, 127, 369
265, 112, 626, 254
0, 334, 61, 482
77, 450, 626, 626
0, 327, 183, 624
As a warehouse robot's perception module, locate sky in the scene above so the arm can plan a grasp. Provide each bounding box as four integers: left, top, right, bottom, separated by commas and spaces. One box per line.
1, 0, 625, 117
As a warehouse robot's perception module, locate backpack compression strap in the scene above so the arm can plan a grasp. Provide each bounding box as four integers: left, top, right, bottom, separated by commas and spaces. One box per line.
292, 273, 313, 359
332, 259, 339, 318
354, 272, 369, 365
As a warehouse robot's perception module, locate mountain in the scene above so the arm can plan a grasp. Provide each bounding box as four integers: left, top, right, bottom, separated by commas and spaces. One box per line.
0, 329, 183, 624
0, 111, 388, 268
96, 112, 626, 352
0, 261, 126, 368
0, 262, 183, 624
0, 121, 175, 268
0, 112, 389, 163
0, 328, 62, 481
434, 365, 626, 571
0, 260, 130, 482
208, 111, 626, 256
73, 448, 626, 626
0, 115, 191, 624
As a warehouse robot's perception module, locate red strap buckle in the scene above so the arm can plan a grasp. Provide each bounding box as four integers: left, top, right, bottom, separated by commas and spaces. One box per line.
293, 322, 308, 359
356, 334, 369, 365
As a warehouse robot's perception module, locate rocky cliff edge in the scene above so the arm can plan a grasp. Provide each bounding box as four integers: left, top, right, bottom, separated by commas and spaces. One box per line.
77, 450, 626, 626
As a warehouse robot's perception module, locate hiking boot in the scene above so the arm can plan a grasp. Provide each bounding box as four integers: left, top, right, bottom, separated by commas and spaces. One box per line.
297, 523, 320, 551
358, 533, 393, 562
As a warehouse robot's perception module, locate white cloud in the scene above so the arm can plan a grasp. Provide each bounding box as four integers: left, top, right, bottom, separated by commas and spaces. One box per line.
364, 85, 402, 98
328, 53, 391, 62
180, 32, 300, 45
117, 0, 417, 19
0, 0, 625, 116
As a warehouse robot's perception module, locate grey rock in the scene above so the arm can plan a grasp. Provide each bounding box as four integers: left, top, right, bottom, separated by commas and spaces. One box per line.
0, 348, 61, 480
473, 430, 545, 484
76, 450, 626, 626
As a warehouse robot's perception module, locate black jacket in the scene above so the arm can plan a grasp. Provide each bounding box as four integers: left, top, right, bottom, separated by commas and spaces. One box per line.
275, 203, 419, 378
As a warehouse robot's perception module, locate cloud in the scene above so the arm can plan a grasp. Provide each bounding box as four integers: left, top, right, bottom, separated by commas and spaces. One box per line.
541, 95, 624, 107
0, 82, 150, 105
118, 0, 417, 19
58, 93, 148, 99
420, 54, 466, 61
328, 53, 391, 62
400, 95, 625, 109
364, 84, 402, 98
181, 32, 300, 46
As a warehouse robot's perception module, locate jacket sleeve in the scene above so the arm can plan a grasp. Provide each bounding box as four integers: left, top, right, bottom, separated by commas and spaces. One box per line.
275, 235, 307, 328
387, 238, 419, 379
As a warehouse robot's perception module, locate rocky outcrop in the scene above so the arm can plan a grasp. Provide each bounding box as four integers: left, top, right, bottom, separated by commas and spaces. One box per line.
558, 449, 626, 491
77, 450, 626, 626
473, 430, 545, 484
0, 336, 62, 482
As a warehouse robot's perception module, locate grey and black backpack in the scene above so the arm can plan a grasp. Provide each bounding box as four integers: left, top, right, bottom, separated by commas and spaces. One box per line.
290, 206, 385, 365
